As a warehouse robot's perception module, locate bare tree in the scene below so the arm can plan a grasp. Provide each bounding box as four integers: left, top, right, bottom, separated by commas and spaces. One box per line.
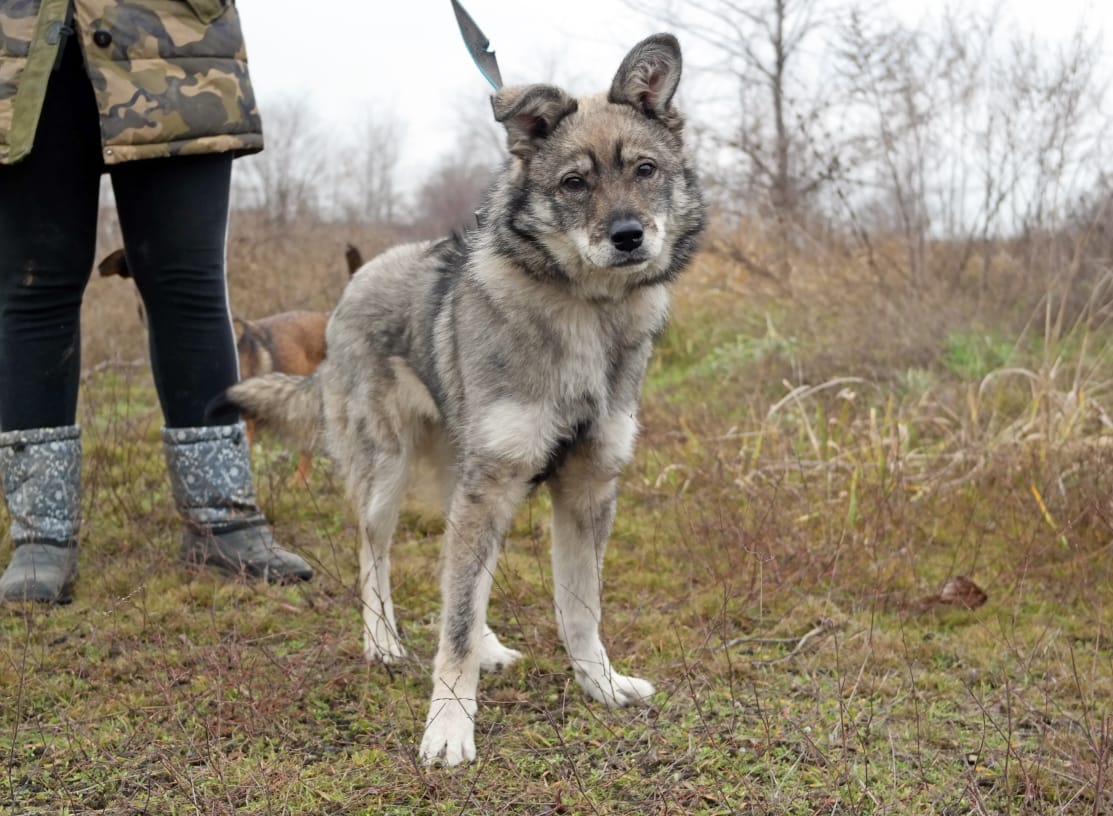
233, 97, 328, 224
831, 8, 969, 281
831, 8, 1109, 290
405, 91, 504, 237
329, 107, 405, 225
409, 155, 496, 237
449, 91, 505, 170
625, 0, 835, 219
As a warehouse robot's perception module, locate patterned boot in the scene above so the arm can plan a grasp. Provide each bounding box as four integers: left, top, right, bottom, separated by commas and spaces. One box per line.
0, 426, 81, 604
162, 422, 313, 584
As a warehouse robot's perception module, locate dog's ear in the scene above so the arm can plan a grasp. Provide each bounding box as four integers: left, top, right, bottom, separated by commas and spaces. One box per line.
491, 84, 577, 160
97, 248, 131, 279
344, 243, 364, 277
609, 33, 683, 131
232, 316, 249, 346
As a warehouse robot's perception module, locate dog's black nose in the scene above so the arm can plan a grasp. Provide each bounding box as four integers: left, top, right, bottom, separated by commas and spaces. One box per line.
609, 218, 644, 252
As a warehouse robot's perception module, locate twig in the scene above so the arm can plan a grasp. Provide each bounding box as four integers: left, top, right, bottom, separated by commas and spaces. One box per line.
722, 617, 845, 664
79, 357, 147, 382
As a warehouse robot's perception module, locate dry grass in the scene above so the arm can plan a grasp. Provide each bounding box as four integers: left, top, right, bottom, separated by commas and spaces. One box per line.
3, 214, 1113, 814
80, 211, 403, 369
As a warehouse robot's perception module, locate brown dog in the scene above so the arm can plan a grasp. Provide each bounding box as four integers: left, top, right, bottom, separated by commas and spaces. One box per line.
97, 245, 365, 480
232, 311, 329, 481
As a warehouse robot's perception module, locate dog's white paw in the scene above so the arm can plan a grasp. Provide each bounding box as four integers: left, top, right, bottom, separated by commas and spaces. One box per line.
577, 669, 655, 708
419, 699, 477, 767
363, 626, 407, 665
477, 628, 522, 672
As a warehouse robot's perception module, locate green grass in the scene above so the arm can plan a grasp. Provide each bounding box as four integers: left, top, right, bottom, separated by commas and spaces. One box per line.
942, 331, 1019, 381
4, 281, 1113, 814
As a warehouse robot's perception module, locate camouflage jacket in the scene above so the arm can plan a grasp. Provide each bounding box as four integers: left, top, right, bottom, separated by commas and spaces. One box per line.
0, 0, 262, 165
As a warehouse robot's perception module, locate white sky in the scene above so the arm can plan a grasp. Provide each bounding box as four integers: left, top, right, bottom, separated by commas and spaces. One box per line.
234, 0, 1110, 193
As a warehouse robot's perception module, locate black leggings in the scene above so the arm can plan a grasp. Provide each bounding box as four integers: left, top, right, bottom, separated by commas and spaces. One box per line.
0, 35, 240, 431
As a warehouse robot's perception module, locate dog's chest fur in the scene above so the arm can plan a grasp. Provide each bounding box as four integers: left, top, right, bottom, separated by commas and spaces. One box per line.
459, 255, 670, 476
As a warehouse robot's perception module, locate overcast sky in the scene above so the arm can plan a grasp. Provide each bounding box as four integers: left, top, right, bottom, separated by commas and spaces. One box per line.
234, 0, 1110, 192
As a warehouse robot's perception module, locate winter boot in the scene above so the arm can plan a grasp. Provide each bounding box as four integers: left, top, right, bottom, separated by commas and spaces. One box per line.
162, 422, 313, 584
0, 426, 81, 604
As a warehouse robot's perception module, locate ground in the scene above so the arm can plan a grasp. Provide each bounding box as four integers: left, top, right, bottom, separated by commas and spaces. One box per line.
2, 221, 1112, 814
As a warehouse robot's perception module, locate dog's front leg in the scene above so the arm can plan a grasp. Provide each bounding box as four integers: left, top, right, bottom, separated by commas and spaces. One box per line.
549, 459, 655, 707
419, 462, 529, 766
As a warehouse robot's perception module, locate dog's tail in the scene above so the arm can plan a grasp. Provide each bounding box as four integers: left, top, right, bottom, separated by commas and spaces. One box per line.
219, 373, 324, 452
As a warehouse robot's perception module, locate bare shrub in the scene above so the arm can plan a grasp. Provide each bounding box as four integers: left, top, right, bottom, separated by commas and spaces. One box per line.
233, 97, 329, 225
325, 106, 406, 226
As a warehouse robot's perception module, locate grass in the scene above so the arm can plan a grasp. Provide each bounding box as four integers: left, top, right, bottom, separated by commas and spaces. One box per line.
2, 221, 1113, 813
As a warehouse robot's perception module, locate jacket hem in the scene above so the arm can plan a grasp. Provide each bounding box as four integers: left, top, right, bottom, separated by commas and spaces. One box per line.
101, 133, 264, 165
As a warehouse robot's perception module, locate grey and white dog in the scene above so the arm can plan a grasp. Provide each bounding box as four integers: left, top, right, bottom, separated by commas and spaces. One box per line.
226, 33, 705, 766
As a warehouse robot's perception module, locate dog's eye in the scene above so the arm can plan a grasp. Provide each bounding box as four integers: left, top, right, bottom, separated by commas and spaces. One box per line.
561, 174, 587, 192
636, 162, 657, 179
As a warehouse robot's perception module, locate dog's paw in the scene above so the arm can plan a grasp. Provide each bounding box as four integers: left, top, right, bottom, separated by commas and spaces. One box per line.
477, 628, 522, 672
419, 700, 477, 767
363, 628, 407, 665
577, 670, 656, 708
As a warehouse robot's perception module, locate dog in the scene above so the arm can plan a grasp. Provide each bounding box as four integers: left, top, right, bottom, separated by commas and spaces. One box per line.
231, 311, 329, 481
225, 33, 705, 766
98, 245, 365, 481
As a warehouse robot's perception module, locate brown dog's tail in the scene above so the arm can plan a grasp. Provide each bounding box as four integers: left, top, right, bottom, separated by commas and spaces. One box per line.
222, 372, 324, 453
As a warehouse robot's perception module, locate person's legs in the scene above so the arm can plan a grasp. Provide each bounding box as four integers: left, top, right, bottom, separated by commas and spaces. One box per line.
110, 152, 240, 427
0, 35, 102, 431
0, 36, 101, 603
111, 155, 312, 583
